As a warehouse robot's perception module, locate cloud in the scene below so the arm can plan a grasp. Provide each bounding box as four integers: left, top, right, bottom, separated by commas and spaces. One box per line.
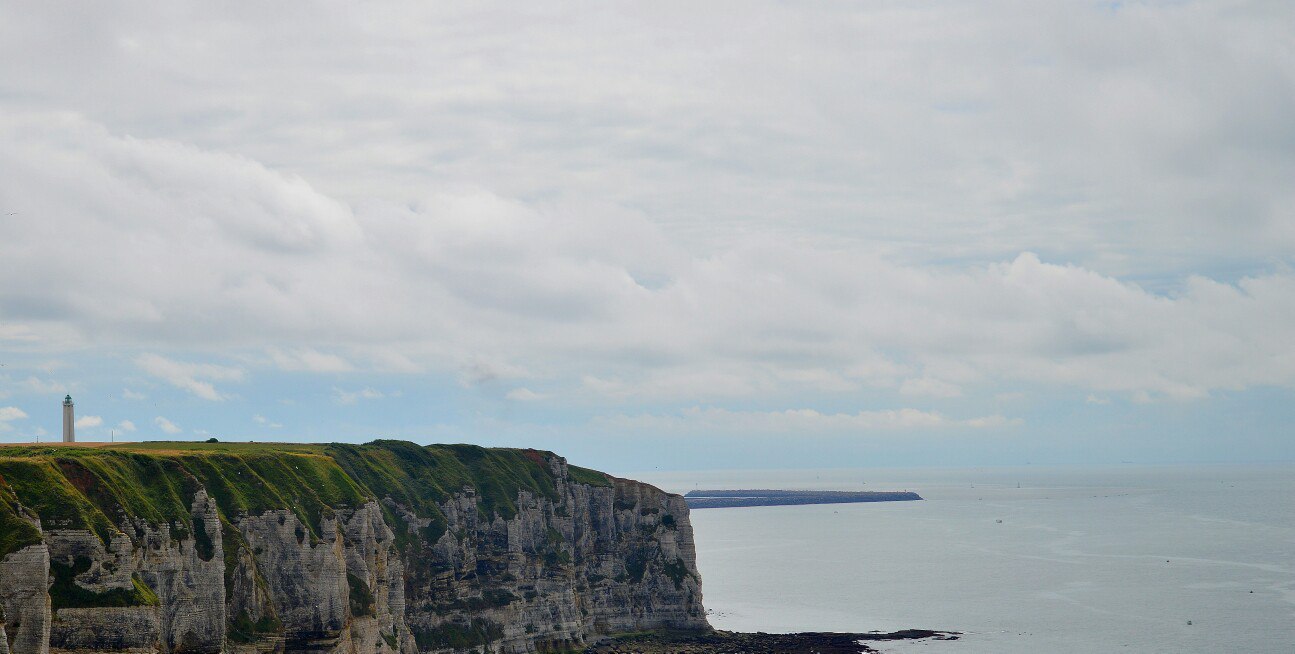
154, 416, 182, 435
267, 347, 352, 372
4, 2, 1291, 272
3, 112, 1292, 408
0, 374, 67, 400
0, 1, 1292, 454
122, 388, 147, 400
1085, 395, 1111, 405
332, 387, 384, 406
0, 97, 1290, 405
900, 378, 963, 399
251, 414, 283, 428
458, 360, 534, 388
135, 353, 243, 401
505, 388, 546, 402
74, 415, 102, 428
117, 420, 136, 432
0, 407, 28, 422
596, 406, 1020, 434
15, 376, 67, 394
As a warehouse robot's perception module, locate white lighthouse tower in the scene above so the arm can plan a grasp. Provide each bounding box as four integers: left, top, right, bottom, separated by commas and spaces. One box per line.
62, 394, 75, 443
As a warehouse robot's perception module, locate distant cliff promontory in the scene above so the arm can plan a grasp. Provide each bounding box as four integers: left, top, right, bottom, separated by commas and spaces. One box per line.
684, 489, 922, 509
0, 440, 706, 653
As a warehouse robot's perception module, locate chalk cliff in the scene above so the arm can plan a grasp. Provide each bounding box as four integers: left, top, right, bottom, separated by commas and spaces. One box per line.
0, 441, 706, 653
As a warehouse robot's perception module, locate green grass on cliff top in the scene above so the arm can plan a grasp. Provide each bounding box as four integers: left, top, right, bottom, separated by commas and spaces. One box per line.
0, 440, 612, 561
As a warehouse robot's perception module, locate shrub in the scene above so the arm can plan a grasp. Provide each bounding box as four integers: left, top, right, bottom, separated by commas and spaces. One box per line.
49, 556, 159, 610
348, 573, 376, 617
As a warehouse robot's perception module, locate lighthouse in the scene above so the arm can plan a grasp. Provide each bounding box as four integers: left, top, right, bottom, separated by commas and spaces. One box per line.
63, 395, 75, 443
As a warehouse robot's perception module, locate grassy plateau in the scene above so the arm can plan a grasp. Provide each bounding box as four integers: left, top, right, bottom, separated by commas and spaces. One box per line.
0, 440, 613, 562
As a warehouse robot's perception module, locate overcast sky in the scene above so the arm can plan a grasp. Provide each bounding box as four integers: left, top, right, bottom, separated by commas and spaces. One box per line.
2, 1, 1293, 472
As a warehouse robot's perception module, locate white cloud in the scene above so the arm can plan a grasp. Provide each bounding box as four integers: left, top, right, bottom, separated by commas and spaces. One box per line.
1085, 395, 1111, 405
251, 414, 283, 428
117, 419, 136, 432
0, 407, 28, 422
458, 360, 535, 388
15, 376, 67, 394
900, 378, 964, 399
0, 325, 44, 343
0, 1, 1292, 435
332, 387, 384, 405
5, 119, 1295, 408
963, 415, 1019, 429
74, 415, 102, 428
505, 388, 546, 402
581, 369, 775, 401
10, 139, 1295, 407
596, 406, 1019, 434
122, 388, 147, 400
135, 353, 243, 401
267, 347, 353, 372
154, 416, 182, 434
4, 2, 1291, 270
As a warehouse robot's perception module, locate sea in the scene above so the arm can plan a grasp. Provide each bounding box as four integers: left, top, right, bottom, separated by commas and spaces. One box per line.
630, 464, 1295, 654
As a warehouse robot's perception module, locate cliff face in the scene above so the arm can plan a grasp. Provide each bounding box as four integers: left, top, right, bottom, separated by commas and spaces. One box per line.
0, 442, 707, 653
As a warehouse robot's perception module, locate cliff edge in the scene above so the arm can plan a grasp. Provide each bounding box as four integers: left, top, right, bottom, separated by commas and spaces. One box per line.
0, 440, 707, 653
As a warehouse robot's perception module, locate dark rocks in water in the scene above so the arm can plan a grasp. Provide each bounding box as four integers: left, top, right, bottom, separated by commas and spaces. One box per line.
858, 629, 960, 641
588, 629, 960, 653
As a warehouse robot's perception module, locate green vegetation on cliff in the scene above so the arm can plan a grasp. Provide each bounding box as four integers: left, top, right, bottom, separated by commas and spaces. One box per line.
569, 464, 614, 488
49, 556, 160, 610
412, 619, 505, 650
0, 440, 611, 562
0, 471, 43, 563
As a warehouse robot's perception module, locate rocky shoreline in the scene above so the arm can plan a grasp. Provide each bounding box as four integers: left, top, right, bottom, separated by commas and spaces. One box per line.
587, 628, 960, 653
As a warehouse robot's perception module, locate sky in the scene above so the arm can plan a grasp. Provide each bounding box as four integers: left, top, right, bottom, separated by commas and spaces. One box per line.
1, 1, 1293, 473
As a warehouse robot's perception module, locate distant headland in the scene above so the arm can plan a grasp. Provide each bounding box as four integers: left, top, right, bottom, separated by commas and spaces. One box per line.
0, 440, 948, 652
684, 489, 922, 509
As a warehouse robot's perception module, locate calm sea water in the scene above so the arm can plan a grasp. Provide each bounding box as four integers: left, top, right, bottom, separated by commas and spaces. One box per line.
631, 465, 1295, 653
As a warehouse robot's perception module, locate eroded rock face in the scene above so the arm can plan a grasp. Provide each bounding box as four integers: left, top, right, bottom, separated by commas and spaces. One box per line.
398, 462, 706, 654
36, 490, 227, 654
0, 456, 706, 653
0, 541, 50, 654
